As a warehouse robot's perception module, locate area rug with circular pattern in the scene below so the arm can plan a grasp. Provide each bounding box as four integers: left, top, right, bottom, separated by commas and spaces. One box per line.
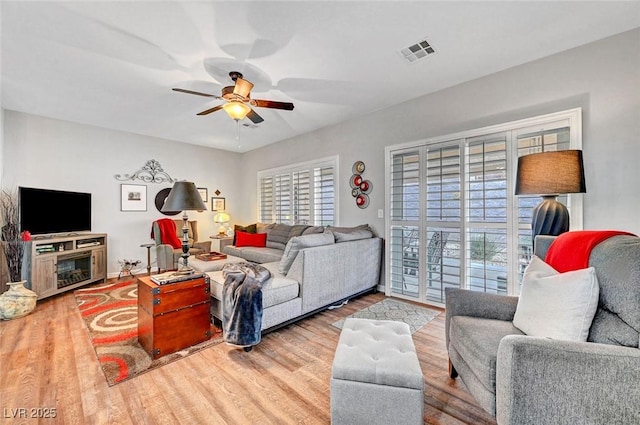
74, 279, 223, 386
332, 297, 441, 334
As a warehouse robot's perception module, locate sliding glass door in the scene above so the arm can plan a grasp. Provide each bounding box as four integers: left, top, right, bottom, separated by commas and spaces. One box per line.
386, 109, 582, 306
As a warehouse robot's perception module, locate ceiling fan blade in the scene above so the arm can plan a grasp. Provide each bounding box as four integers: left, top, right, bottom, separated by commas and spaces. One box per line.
233, 77, 254, 98
246, 109, 264, 124
196, 105, 224, 116
172, 88, 220, 98
253, 99, 295, 110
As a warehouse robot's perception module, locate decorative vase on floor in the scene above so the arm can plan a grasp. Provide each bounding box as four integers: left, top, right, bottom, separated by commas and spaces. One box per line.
0, 280, 37, 320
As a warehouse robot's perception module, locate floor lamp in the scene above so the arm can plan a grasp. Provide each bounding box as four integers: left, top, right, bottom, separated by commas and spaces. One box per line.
161, 181, 206, 274
515, 150, 586, 243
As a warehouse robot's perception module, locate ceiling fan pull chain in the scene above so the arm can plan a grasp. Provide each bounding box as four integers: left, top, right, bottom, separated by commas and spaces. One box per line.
236, 119, 240, 140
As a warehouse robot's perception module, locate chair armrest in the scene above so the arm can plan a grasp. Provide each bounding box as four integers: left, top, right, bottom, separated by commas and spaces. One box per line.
444, 287, 518, 348
193, 240, 211, 252
496, 335, 640, 425
155, 244, 174, 272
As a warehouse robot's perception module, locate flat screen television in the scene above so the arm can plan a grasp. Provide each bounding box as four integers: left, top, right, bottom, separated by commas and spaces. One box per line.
19, 187, 92, 236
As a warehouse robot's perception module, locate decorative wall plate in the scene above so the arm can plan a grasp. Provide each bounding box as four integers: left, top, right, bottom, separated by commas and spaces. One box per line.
349, 174, 360, 189
356, 194, 369, 209
352, 161, 365, 174
359, 180, 372, 194
154, 188, 180, 216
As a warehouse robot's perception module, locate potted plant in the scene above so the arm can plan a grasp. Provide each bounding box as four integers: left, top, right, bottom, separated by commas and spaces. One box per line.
0, 188, 36, 320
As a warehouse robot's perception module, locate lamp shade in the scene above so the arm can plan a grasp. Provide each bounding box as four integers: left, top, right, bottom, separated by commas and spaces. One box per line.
213, 211, 230, 224
515, 150, 586, 196
161, 181, 206, 212
222, 102, 251, 120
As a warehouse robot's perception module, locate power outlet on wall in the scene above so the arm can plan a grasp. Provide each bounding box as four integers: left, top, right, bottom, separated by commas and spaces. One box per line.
377, 209, 384, 219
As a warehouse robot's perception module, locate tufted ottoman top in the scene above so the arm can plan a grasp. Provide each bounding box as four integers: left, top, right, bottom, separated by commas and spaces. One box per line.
332, 318, 424, 390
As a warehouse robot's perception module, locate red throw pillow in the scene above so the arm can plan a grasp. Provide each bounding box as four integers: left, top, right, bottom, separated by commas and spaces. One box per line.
235, 231, 267, 248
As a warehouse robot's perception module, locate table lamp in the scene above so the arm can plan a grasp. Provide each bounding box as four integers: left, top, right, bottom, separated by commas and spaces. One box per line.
213, 211, 231, 237
161, 181, 206, 273
515, 150, 586, 242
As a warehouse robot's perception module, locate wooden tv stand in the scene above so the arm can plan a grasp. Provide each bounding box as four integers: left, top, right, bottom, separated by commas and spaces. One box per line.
26, 233, 107, 300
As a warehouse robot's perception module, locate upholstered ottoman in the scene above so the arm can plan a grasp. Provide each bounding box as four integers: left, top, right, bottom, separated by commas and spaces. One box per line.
330, 318, 424, 425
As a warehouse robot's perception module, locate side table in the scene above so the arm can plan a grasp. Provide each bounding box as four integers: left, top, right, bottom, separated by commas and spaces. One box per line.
209, 236, 233, 253
140, 243, 155, 274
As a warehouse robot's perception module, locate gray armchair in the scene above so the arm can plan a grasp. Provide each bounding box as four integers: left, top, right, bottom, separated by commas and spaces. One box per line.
152, 219, 211, 272
445, 234, 640, 425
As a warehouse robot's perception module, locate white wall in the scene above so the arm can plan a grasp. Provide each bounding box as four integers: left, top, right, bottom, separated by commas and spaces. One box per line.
239, 28, 640, 236
2, 111, 243, 276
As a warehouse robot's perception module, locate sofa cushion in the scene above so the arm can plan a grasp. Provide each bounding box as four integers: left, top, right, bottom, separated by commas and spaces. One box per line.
235, 231, 267, 248
260, 262, 301, 308
233, 223, 257, 245
208, 263, 299, 309
450, 316, 523, 393
223, 245, 283, 263
279, 232, 335, 275
302, 226, 324, 235
330, 228, 373, 243
586, 235, 640, 347
513, 256, 599, 342
266, 223, 312, 249
257, 222, 276, 233
266, 223, 292, 249
326, 224, 372, 234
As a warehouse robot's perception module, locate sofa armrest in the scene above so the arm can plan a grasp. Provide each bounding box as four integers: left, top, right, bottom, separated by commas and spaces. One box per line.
287, 237, 382, 314
444, 288, 518, 348
496, 335, 640, 425
193, 240, 211, 252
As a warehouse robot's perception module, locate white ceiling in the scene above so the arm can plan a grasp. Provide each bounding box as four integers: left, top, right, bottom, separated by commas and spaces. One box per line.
2, 1, 639, 153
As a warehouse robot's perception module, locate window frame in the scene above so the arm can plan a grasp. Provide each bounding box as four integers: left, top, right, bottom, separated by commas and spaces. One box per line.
385, 108, 582, 305
257, 155, 339, 226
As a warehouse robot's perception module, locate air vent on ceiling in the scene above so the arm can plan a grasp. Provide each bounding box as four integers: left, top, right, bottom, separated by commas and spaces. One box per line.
400, 38, 436, 63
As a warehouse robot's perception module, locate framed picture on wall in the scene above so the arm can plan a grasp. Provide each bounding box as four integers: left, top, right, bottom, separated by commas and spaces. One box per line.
121, 184, 147, 211
197, 187, 208, 204
211, 197, 225, 212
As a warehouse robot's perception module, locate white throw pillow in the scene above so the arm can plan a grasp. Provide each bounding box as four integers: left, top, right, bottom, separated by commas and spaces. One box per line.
512, 255, 599, 342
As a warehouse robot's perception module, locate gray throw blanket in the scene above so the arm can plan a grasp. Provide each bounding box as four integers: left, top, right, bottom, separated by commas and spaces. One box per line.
221, 262, 271, 347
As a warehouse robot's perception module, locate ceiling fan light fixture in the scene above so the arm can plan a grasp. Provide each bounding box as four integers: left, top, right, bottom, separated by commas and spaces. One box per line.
222, 101, 251, 120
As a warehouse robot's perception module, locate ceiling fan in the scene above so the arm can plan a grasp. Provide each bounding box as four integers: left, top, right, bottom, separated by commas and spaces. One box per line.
172, 71, 294, 124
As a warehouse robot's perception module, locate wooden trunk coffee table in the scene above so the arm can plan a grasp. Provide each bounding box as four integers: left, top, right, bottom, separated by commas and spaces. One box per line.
137, 275, 211, 359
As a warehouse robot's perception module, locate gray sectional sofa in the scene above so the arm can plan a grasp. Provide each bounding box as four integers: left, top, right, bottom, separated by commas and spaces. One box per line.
207, 223, 383, 331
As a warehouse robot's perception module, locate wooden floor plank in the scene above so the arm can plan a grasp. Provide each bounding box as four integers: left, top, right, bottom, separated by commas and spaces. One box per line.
0, 281, 496, 425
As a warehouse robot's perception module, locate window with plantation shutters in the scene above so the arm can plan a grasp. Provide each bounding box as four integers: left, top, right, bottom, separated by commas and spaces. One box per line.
385, 109, 582, 307
258, 157, 337, 226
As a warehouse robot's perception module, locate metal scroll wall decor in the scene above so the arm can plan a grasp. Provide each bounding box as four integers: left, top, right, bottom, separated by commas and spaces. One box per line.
350, 161, 372, 209
115, 159, 177, 184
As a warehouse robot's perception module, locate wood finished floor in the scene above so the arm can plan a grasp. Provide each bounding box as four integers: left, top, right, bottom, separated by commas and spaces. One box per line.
0, 281, 496, 425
